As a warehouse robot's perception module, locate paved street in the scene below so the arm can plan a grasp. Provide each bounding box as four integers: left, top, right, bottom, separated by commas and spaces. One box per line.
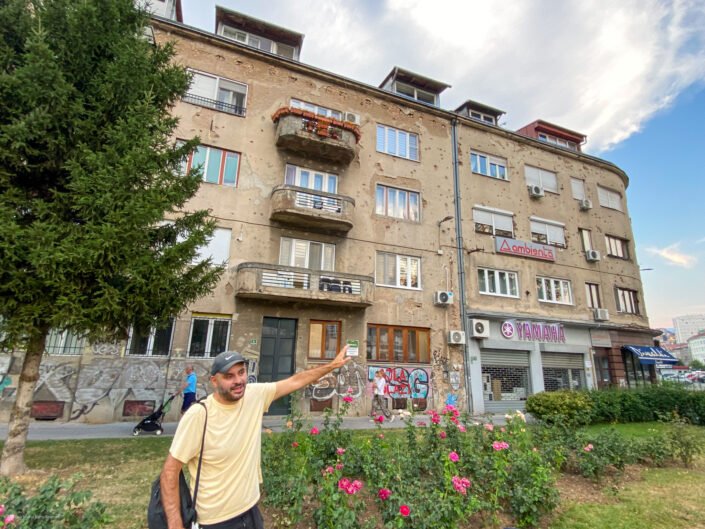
0, 413, 509, 441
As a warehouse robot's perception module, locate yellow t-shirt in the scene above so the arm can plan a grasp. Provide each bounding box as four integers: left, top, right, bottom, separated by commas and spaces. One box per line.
169, 383, 277, 525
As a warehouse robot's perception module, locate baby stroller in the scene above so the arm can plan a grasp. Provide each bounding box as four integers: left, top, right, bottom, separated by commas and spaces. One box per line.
132, 393, 175, 436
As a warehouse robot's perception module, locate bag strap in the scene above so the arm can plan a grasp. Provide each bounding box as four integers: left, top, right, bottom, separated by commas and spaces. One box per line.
191, 401, 208, 506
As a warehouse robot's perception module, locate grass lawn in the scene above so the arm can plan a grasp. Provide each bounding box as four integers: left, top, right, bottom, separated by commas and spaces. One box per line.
2, 422, 704, 529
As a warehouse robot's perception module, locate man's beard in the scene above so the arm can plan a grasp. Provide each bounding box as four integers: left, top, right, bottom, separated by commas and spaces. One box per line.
216, 383, 246, 402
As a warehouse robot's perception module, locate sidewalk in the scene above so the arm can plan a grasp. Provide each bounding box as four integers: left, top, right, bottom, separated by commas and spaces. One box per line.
0, 413, 508, 441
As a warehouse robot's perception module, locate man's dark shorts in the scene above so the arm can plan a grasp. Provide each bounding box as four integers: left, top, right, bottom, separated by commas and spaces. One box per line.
200, 505, 264, 529
181, 392, 196, 413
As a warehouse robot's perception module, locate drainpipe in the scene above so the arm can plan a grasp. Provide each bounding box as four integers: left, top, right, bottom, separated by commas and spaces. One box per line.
450, 118, 473, 413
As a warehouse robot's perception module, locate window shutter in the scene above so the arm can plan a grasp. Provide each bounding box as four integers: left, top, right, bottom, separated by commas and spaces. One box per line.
376, 125, 385, 152
285, 164, 296, 185
525, 166, 540, 186
189, 72, 217, 99
571, 178, 585, 200
409, 134, 418, 160
494, 213, 513, 234
279, 237, 292, 266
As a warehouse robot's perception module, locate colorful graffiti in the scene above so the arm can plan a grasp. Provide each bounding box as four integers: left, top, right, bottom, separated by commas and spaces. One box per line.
307, 361, 367, 401
368, 366, 431, 400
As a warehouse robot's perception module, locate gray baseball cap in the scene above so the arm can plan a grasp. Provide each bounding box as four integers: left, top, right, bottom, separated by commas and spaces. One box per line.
210, 351, 247, 376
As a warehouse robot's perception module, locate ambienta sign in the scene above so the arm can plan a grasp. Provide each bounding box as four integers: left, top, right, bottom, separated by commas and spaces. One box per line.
495, 236, 555, 261
501, 320, 566, 343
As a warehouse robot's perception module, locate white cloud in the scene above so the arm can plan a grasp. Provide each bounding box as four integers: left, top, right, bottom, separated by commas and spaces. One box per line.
646, 243, 698, 268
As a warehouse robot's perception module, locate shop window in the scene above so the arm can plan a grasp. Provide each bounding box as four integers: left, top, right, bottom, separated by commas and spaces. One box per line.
542, 368, 586, 392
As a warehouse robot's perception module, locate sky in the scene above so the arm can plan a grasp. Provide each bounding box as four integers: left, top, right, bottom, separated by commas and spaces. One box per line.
178, 0, 705, 329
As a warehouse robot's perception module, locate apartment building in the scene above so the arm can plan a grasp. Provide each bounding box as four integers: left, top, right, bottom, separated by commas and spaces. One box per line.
0, 5, 673, 423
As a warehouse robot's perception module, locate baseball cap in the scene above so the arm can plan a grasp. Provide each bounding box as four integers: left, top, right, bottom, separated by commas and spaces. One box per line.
210, 351, 247, 376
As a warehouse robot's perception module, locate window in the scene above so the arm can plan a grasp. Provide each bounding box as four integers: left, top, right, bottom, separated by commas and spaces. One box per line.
469, 111, 496, 125
616, 287, 640, 314
45, 329, 87, 355
184, 70, 247, 116
605, 235, 629, 259
473, 207, 513, 237
393, 82, 436, 105
308, 320, 341, 359
530, 217, 566, 247
220, 25, 297, 59
585, 283, 601, 309
478, 268, 519, 298
188, 315, 231, 357
285, 164, 338, 193
127, 318, 175, 356
279, 238, 335, 270
524, 166, 558, 193
571, 178, 586, 200
579, 229, 593, 251
290, 99, 343, 121
367, 324, 430, 363
537, 133, 578, 151
375, 184, 420, 221
376, 252, 420, 289
537, 276, 573, 304
471, 151, 508, 180
183, 144, 240, 186
597, 186, 623, 211
376, 124, 419, 161
195, 227, 231, 266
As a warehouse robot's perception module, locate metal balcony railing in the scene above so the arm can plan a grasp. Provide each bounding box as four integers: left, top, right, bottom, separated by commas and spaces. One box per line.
182, 93, 246, 117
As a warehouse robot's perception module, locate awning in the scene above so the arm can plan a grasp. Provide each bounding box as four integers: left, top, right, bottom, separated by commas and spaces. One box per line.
622, 345, 678, 365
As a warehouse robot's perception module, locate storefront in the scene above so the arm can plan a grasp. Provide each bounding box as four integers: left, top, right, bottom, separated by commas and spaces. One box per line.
621, 345, 678, 388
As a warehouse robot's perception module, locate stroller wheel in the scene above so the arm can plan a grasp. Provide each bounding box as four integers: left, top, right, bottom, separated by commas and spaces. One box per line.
155, 428, 163, 436
132, 428, 140, 436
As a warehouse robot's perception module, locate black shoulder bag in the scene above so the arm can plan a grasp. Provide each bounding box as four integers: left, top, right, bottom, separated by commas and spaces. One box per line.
148, 402, 208, 529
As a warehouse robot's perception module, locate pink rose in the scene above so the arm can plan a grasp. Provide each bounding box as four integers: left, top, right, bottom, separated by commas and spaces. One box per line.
399, 505, 411, 517
336, 447, 346, 455
457, 424, 466, 433
584, 443, 594, 452
4, 514, 17, 525
375, 415, 385, 423
310, 427, 320, 435
448, 451, 459, 462
484, 423, 494, 432
439, 431, 447, 439
378, 488, 392, 500
291, 441, 299, 448
342, 395, 353, 403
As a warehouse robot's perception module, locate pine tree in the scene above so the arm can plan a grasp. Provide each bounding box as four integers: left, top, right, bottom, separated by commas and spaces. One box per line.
0, 0, 222, 475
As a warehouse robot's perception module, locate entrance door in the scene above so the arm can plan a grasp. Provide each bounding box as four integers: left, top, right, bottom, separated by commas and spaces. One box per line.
260, 317, 297, 415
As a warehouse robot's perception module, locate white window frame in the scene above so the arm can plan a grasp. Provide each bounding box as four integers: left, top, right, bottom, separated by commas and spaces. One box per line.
478, 268, 519, 298
285, 164, 338, 193
376, 124, 419, 161
570, 178, 586, 200
185, 70, 247, 115
473, 206, 514, 237
597, 186, 623, 211
585, 283, 602, 309
290, 98, 343, 121
605, 235, 629, 259
375, 184, 421, 222
616, 287, 640, 314
537, 133, 578, 151
183, 144, 240, 187
393, 81, 437, 105
579, 228, 593, 251
188, 315, 231, 358
524, 165, 558, 193
44, 329, 87, 356
195, 227, 231, 266
279, 237, 335, 271
219, 25, 297, 59
126, 319, 175, 356
530, 217, 566, 247
469, 111, 496, 125
375, 252, 421, 290
471, 151, 508, 180
537, 276, 573, 305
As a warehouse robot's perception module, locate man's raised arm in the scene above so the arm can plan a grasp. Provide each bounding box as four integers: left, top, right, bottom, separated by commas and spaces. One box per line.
274, 345, 350, 400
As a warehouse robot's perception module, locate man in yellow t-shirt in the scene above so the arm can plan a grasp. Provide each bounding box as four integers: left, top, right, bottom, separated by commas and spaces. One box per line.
159, 346, 350, 529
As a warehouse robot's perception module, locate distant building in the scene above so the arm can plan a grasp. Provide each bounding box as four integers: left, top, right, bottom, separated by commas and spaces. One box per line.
663, 343, 691, 365
673, 314, 705, 343
687, 331, 705, 363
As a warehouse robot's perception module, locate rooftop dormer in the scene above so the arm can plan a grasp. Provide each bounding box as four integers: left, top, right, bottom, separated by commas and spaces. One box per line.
516, 120, 586, 152
215, 6, 304, 61
455, 99, 505, 126
140, 0, 182, 22
379, 67, 450, 107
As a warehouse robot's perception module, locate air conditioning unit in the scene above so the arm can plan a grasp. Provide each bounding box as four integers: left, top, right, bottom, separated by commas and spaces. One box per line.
447, 330, 466, 345
433, 290, 454, 306
593, 308, 610, 321
528, 184, 544, 198
585, 249, 601, 262
579, 198, 593, 211
344, 112, 360, 125
470, 319, 490, 339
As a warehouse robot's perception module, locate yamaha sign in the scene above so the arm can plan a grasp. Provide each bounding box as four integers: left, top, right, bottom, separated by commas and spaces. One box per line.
501, 320, 566, 343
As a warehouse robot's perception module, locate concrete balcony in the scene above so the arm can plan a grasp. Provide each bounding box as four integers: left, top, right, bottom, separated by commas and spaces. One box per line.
271, 107, 361, 165
235, 263, 374, 307
270, 185, 355, 233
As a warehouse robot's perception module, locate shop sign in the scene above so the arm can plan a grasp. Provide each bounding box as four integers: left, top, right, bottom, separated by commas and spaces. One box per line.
590, 329, 612, 347
501, 320, 566, 343
495, 236, 555, 261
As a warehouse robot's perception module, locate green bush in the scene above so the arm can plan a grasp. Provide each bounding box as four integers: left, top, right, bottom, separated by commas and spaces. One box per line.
525, 390, 593, 426
0, 475, 110, 529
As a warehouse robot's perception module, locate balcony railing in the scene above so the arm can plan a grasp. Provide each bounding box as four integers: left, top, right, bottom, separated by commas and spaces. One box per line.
270, 185, 355, 233
235, 263, 373, 307
182, 93, 246, 117
271, 107, 360, 164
